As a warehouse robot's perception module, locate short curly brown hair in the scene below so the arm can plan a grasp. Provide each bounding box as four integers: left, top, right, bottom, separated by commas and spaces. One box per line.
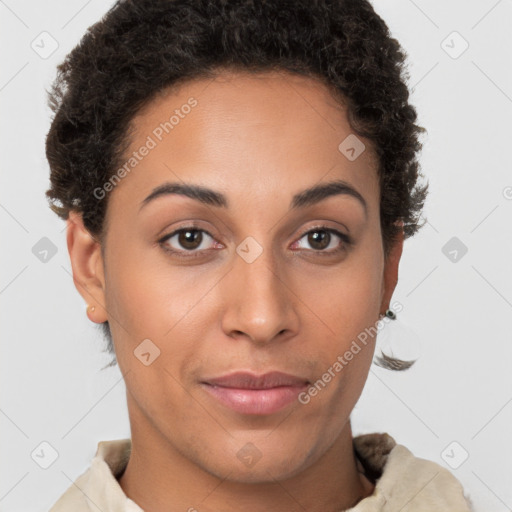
45, 0, 428, 366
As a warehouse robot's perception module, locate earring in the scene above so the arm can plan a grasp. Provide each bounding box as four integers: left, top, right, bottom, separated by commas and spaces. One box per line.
373, 308, 421, 371
87, 305, 96, 313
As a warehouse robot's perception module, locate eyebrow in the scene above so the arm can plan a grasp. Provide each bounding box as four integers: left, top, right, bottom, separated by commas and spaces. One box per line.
139, 179, 367, 215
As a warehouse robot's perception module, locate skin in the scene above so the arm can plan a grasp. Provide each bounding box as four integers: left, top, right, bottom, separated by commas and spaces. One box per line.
67, 70, 403, 512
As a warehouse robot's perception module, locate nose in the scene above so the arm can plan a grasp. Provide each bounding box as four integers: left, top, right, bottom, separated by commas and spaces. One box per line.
220, 244, 300, 346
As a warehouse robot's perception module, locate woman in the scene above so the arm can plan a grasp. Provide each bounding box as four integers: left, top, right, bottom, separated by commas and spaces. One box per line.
45, 0, 474, 510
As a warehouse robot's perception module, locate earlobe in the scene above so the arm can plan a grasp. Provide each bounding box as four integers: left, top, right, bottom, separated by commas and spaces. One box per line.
67, 211, 108, 323
379, 223, 404, 315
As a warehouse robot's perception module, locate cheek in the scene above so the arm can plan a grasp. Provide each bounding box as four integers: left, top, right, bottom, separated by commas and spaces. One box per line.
103, 257, 201, 415
299, 246, 384, 340
296, 262, 383, 427
102, 246, 219, 386
291, 240, 384, 402
104, 240, 198, 335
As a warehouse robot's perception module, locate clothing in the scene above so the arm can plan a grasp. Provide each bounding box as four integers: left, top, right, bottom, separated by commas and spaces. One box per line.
49, 433, 474, 511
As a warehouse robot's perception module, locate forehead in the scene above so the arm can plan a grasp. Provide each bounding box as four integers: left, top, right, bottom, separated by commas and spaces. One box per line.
108, 70, 380, 215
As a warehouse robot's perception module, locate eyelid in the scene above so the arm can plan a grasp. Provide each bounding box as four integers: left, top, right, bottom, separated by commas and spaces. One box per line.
157, 223, 217, 247
292, 225, 353, 255
158, 222, 352, 258
297, 224, 351, 242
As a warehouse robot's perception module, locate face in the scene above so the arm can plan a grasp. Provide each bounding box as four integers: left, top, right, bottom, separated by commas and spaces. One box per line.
69, 70, 402, 483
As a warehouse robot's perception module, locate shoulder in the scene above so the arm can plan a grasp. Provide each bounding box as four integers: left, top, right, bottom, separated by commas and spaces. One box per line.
49, 439, 141, 512
48, 466, 91, 511
351, 433, 475, 512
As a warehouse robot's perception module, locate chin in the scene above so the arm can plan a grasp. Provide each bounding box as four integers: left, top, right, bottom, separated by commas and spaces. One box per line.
209, 457, 309, 484
192, 439, 319, 484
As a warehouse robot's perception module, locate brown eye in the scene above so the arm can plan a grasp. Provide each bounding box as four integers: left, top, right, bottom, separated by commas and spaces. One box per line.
292, 227, 351, 255
159, 228, 217, 255
307, 230, 331, 250
177, 229, 203, 250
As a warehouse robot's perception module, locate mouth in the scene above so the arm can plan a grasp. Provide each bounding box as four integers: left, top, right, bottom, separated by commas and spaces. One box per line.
200, 371, 310, 415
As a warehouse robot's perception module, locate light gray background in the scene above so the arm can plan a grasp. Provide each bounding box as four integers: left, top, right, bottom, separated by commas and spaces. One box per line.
1, 1, 511, 511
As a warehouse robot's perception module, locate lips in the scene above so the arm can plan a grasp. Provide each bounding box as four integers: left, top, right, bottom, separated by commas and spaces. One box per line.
201, 371, 309, 415
205, 371, 309, 389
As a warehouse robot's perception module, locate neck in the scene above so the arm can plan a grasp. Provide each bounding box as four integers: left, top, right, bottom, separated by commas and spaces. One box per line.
118, 398, 375, 512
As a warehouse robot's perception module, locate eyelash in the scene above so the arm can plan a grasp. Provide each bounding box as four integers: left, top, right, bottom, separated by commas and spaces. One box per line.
157, 224, 352, 259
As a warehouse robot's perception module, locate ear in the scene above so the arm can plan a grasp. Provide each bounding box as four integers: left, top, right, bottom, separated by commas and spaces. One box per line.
66, 211, 107, 324
379, 223, 404, 315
